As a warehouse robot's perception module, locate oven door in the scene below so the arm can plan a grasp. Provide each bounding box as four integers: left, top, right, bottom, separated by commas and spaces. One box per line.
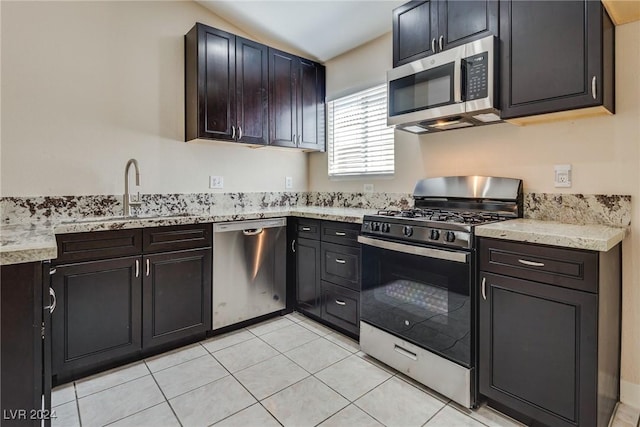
358, 235, 472, 368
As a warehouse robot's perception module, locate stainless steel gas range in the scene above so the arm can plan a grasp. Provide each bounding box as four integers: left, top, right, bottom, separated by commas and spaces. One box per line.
358, 176, 523, 408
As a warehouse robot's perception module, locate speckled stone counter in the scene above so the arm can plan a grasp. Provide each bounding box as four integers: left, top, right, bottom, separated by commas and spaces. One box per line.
475, 218, 628, 252
0, 206, 376, 266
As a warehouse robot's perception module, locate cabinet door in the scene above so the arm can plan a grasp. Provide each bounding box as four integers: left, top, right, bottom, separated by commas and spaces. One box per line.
500, 0, 609, 119
236, 37, 268, 145
51, 257, 142, 382
479, 272, 597, 427
297, 59, 326, 152
269, 48, 297, 147
393, 1, 438, 67
437, 0, 498, 51
198, 25, 236, 141
296, 237, 321, 316
143, 249, 212, 349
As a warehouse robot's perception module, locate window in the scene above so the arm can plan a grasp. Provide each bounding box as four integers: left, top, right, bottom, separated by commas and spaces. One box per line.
327, 84, 394, 177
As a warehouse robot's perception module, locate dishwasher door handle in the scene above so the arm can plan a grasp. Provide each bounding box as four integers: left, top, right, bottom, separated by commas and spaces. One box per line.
242, 228, 263, 236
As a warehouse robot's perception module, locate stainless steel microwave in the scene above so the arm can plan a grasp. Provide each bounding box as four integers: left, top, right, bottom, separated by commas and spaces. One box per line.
387, 36, 501, 133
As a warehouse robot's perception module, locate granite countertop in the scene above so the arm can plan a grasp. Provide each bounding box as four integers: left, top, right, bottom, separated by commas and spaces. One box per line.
475, 218, 628, 252
0, 206, 377, 266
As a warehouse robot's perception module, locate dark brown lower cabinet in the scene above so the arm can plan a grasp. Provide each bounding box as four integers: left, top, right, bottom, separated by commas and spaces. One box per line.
143, 249, 211, 349
295, 237, 321, 317
321, 281, 359, 336
51, 257, 142, 383
478, 238, 620, 427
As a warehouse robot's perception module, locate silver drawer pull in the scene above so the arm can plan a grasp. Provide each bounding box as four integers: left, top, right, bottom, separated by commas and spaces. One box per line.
335, 231, 346, 236
394, 344, 417, 360
335, 300, 346, 306
481, 277, 487, 300
335, 259, 346, 264
146, 258, 150, 276
518, 259, 545, 267
301, 227, 311, 231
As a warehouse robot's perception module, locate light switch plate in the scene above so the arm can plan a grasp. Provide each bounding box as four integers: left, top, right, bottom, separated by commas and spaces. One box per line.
285, 176, 293, 189
209, 176, 224, 189
554, 164, 571, 188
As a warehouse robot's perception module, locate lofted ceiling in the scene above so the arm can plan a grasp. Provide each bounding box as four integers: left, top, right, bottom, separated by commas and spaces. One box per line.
196, 0, 405, 62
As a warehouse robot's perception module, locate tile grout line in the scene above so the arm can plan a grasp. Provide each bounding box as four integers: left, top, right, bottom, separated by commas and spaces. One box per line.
73, 381, 82, 427
71, 364, 151, 400
145, 359, 185, 427
420, 403, 447, 427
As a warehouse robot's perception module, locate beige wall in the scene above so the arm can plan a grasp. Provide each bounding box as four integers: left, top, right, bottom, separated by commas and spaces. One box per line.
0, 1, 308, 196
310, 23, 640, 406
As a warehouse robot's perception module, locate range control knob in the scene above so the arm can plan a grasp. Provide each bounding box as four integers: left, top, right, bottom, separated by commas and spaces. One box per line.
381, 223, 391, 233
445, 231, 456, 242
403, 226, 413, 237
429, 229, 440, 240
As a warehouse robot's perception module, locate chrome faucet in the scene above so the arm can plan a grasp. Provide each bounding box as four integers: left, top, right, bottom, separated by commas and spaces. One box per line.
124, 158, 142, 216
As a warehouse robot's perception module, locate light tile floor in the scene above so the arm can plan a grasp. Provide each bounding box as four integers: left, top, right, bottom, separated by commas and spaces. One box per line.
50, 312, 639, 427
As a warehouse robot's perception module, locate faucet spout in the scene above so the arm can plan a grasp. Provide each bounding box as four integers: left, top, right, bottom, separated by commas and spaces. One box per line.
124, 159, 141, 216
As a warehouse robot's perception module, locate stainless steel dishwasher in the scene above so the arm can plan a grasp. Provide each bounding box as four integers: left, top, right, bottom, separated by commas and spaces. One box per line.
212, 218, 287, 330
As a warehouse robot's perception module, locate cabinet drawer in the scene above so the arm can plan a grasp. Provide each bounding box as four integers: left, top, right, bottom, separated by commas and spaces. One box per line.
479, 238, 598, 293
296, 219, 320, 240
56, 229, 142, 263
321, 221, 360, 247
321, 242, 360, 291
143, 224, 212, 253
321, 281, 359, 336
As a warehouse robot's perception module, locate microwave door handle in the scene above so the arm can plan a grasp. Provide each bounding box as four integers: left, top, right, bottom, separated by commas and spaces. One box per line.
454, 58, 463, 104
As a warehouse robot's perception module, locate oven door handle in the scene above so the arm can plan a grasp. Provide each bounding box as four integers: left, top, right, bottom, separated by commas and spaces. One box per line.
357, 235, 469, 263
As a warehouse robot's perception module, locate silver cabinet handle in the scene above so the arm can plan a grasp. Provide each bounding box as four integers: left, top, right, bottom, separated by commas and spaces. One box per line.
292, 134, 296, 144
431, 38, 436, 53
232, 125, 236, 139
518, 259, 545, 267
49, 268, 57, 276
439, 35, 444, 51
481, 277, 487, 301
238, 126, 243, 140
335, 232, 346, 236
592, 76, 597, 100
146, 258, 150, 276
291, 239, 296, 253
335, 300, 346, 306
47, 288, 57, 314
335, 259, 346, 264
135, 259, 140, 278
301, 227, 311, 231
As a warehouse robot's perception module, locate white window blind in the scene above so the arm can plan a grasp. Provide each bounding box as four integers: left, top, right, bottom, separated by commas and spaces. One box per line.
328, 84, 394, 177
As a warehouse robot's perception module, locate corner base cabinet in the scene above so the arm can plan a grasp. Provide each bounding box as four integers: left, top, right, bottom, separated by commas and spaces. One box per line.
478, 238, 620, 427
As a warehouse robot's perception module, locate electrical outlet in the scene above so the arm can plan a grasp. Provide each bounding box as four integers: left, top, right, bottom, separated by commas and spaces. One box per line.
209, 176, 224, 189
364, 184, 374, 193
554, 165, 572, 188
285, 176, 293, 189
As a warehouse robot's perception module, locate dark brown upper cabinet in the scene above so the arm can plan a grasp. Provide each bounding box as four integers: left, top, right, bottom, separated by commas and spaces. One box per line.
500, 0, 615, 124
185, 23, 268, 145
392, 0, 498, 67
269, 49, 326, 151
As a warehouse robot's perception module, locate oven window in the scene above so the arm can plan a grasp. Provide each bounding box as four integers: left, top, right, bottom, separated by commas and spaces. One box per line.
389, 63, 454, 116
361, 244, 472, 367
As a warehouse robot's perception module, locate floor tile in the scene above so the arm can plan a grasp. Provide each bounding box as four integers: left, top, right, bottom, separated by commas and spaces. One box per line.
145, 343, 208, 373
394, 372, 451, 404
77, 375, 164, 427
106, 402, 180, 427
262, 376, 349, 427
284, 312, 307, 323
325, 331, 360, 353
425, 405, 486, 426
213, 403, 280, 427
611, 403, 640, 427
75, 361, 149, 398
357, 352, 401, 376
201, 329, 254, 354
170, 375, 256, 427
285, 337, 351, 373
247, 316, 295, 336
52, 401, 79, 427
51, 382, 75, 407
260, 323, 320, 353
355, 377, 445, 427
235, 354, 309, 400
449, 402, 525, 427
298, 319, 334, 336
318, 404, 384, 427
316, 355, 392, 401
213, 337, 279, 372
153, 354, 228, 399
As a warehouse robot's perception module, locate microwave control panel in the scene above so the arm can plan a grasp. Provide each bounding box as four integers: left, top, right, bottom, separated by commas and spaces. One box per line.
464, 52, 488, 101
